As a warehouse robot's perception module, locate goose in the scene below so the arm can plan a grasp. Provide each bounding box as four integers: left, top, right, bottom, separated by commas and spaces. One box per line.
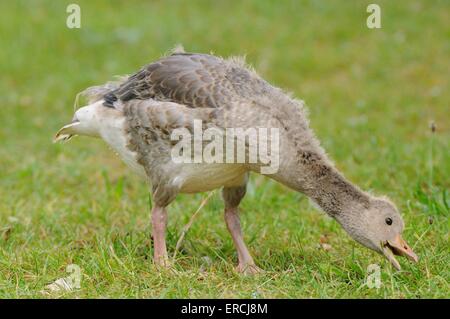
55, 48, 418, 273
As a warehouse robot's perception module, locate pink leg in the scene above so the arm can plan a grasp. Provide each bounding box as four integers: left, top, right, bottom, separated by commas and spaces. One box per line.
151, 206, 169, 267
224, 207, 261, 274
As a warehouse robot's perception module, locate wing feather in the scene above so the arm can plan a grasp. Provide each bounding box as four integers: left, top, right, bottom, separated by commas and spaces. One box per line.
104, 53, 268, 109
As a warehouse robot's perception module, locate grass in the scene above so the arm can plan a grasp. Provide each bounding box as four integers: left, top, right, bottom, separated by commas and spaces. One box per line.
0, 0, 448, 298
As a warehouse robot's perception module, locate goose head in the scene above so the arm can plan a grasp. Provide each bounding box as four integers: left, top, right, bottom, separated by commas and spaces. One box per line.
54, 101, 120, 142
336, 196, 418, 270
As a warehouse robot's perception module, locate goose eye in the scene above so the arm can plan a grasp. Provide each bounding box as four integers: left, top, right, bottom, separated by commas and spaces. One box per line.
385, 217, 393, 225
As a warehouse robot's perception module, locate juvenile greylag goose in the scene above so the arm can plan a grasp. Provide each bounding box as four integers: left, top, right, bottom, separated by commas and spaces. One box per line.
55, 48, 418, 273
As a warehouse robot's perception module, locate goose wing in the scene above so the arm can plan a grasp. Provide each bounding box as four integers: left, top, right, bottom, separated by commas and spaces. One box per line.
104, 53, 269, 109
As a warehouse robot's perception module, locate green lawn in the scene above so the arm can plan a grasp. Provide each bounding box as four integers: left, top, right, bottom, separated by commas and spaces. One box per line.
0, 0, 448, 298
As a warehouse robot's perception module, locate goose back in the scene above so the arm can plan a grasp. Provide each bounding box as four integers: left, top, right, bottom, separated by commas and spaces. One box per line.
104, 53, 272, 109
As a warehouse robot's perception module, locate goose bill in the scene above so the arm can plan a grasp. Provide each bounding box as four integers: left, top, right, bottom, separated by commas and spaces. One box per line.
54, 120, 80, 143
382, 234, 418, 270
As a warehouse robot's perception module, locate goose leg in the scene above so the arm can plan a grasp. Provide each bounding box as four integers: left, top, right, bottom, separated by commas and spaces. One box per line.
223, 185, 262, 274
151, 205, 170, 267
150, 182, 178, 268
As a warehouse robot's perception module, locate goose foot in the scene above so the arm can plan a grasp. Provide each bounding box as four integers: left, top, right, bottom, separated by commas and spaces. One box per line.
154, 255, 172, 269
236, 263, 263, 275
